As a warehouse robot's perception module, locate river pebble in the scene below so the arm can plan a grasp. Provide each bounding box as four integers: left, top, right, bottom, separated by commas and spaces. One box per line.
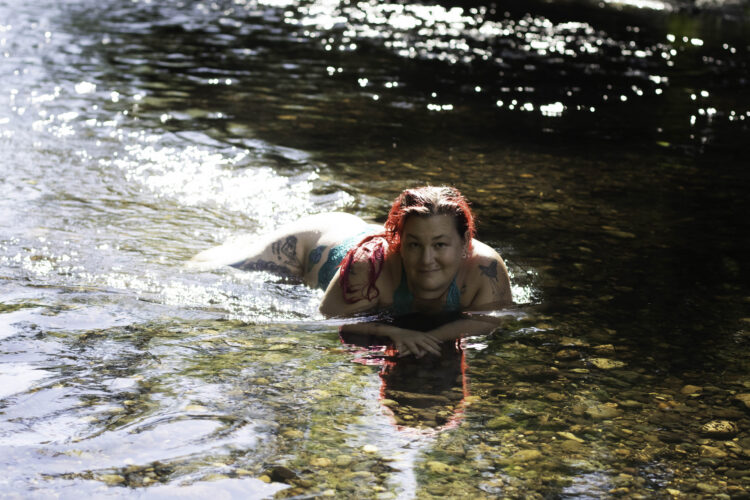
680, 385, 703, 395
590, 358, 626, 370
583, 402, 621, 420
701, 420, 739, 438
734, 393, 750, 410
502, 449, 542, 464
426, 461, 453, 474
700, 445, 728, 458
97, 474, 125, 485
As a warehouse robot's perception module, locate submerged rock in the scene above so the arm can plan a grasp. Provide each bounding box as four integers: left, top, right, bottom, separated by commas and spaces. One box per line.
425, 461, 453, 474
502, 449, 542, 465
556, 349, 581, 361
264, 466, 297, 483
487, 416, 515, 429
560, 440, 586, 454
593, 344, 615, 355
700, 420, 739, 439
700, 445, 728, 459
680, 385, 703, 395
99, 474, 125, 485
310, 457, 332, 467
583, 402, 621, 420
589, 358, 626, 370
734, 393, 750, 411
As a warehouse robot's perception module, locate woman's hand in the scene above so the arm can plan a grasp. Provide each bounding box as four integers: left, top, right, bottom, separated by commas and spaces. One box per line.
338, 322, 458, 358
387, 330, 442, 358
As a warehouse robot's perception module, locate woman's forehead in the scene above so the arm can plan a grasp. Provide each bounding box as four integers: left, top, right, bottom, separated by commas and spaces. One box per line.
402, 215, 460, 237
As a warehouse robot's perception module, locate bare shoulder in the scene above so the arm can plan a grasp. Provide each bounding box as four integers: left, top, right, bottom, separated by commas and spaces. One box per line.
464, 239, 513, 309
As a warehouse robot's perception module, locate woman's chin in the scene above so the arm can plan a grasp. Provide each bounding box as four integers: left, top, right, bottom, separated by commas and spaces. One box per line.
412, 278, 449, 296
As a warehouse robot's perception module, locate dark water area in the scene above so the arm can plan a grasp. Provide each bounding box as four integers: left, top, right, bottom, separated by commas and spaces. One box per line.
1, 0, 749, 497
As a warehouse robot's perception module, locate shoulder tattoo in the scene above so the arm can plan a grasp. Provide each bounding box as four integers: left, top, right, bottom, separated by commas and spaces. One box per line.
478, 260, 498, 279
478, 260, 504, 298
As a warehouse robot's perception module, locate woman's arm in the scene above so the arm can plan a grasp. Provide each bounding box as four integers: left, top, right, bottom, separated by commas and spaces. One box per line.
319, 262, 379, 317
341, 315, 504, 358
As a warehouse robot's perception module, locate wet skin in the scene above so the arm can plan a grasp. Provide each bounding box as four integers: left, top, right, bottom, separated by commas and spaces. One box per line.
400, 215, 467, 302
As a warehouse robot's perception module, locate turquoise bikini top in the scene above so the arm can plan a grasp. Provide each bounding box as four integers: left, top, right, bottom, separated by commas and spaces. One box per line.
391, 265, 461, 316
316, 231, 373, 290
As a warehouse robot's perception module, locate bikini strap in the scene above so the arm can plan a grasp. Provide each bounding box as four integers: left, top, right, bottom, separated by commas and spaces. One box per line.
444, 278, 461, 311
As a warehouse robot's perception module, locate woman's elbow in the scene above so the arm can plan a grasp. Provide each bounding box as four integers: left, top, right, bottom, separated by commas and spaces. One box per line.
319, 300, 337, 317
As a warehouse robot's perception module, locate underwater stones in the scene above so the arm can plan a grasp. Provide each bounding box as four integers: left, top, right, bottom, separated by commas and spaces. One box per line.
501, 449, 542, 465
557, 431, 585, 443
734, 393, 750, 411
618, 399, 643, 409
559, 439, 586, 454
681, 385, 703, 395
700, 445, 728, 459
555, 349, 581, 361
658, 431, 685, 444
487, 415, 515, 429
264, 466, 297, 483
601, 226, 636, 239
204, 473, 231, 481
559, 337, 590, 348
701, 420, 739, 439
425, 461, 453, 474
572, 400, 621, 420
695, 482, 721, 494
435, 410, 453, 425
310, 457, 332, 467
99, 474, 125, 485
545, 392, 566, 402
511, 365, 558, 381
282, 429, 304, 439
589, 358, 626, 370
593, 344, 616, 355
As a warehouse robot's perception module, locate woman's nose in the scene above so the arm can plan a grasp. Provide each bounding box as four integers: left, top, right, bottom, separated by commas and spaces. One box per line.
421, 247, 434, 263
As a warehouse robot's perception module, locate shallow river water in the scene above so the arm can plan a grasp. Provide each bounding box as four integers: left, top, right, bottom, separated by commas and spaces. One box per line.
1, 0, 749, 498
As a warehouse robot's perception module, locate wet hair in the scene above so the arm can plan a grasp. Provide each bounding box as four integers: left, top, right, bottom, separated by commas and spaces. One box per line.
339, 186, 476, 303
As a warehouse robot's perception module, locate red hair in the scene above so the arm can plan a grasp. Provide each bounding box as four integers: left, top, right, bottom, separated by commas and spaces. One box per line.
339, 186, 476, 303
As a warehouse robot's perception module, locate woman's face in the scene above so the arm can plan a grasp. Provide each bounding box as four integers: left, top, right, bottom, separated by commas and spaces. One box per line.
400, 215, 466, 299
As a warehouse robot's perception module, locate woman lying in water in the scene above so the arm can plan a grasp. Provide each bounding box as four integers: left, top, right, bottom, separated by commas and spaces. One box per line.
191, 186, 513, 357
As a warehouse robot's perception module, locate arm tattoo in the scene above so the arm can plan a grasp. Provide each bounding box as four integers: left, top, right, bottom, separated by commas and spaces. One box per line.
308, 245, 325, 267
478, 260, 503, 298
271, 236, 298, 266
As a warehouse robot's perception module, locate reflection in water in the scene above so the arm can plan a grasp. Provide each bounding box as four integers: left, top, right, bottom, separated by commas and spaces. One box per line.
339, 313, 471, 432
379, 343, 468, 432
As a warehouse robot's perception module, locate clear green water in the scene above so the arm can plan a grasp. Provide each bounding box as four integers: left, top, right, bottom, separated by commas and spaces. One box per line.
0, 0, 748, 497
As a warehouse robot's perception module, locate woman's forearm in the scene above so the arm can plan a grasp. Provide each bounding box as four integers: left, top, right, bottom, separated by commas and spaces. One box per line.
342, 315, 500, 342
